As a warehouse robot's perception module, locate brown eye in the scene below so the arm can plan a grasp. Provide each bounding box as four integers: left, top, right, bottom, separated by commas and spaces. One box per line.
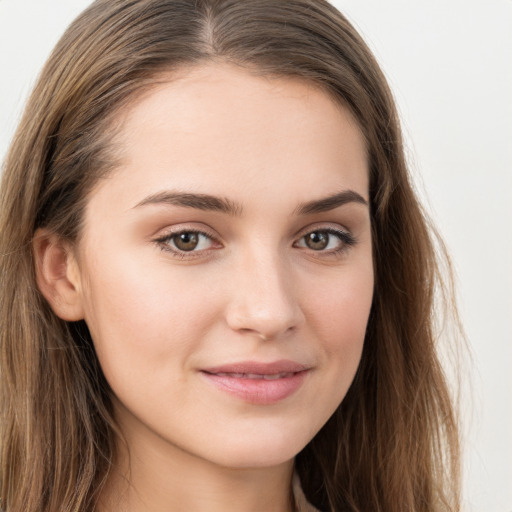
172, 232, 200, 251
157, 229, 218, 256
304, 231, 329, 250
295, 228, 355, 254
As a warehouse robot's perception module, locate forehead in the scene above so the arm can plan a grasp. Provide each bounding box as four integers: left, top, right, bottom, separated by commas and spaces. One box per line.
93, 63, 368, 211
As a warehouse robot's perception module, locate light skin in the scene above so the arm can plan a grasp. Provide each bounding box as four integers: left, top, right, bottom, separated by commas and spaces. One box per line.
35, 63, 374, 512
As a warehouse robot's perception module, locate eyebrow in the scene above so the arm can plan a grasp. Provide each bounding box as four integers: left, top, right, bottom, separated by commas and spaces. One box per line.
296, 190, 368, 215
133, 189, 368, 216
133, 191, 244, 216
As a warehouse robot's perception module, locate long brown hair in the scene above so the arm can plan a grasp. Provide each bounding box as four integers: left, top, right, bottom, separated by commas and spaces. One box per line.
0, 1, 460, 510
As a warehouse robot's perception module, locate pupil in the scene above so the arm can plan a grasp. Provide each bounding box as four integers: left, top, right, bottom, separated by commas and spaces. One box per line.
307, 232, 328, 250
175, 232, 199, 251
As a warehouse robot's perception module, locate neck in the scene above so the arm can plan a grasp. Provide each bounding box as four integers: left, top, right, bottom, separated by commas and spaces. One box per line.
97, 415, 295, 512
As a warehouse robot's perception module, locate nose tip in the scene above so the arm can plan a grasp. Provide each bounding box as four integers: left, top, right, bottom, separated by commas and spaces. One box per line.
224, 259, 303, 341
230, 311, 297, 342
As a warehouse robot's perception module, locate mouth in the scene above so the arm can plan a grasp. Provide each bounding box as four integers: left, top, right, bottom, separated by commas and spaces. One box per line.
200, 360, 311, 404
210, 371, 296, 380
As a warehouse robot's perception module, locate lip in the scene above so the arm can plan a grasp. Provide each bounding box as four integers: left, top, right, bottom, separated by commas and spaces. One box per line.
200, 360, 311, 405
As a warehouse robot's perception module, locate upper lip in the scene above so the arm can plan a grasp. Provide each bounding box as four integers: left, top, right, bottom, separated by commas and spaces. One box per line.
202, 360, 310, 375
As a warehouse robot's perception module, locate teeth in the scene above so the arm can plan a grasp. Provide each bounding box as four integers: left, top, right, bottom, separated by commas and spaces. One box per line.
263, 373, 290, 380
214, 372, 292, 379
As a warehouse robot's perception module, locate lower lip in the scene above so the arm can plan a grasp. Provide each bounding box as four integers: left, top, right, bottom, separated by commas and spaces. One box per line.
201, 371, 309, 405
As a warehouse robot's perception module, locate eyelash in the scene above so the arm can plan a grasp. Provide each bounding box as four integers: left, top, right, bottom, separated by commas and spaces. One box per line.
155, 226, 357, 259
294, 227, 357, 254
155, 228, 218, 260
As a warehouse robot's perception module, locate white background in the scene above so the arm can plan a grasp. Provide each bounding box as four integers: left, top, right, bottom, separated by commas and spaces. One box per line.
1, 1, 511, 510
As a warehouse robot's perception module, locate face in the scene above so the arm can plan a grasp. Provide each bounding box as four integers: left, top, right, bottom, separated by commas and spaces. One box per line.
73, 63, 373, 469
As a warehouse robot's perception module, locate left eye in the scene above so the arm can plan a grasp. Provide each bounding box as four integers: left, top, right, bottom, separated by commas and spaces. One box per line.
295, 229, 352, 251
163, 231, 214, 252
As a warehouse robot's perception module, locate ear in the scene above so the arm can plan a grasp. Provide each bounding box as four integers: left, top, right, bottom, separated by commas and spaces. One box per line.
33, 229, 85, 321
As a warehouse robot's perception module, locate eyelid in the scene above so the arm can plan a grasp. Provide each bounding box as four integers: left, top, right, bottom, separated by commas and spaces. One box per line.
294, 222, 353, 240
153, 222, 357, 260
293, 223, 357, 254
154, 224, 222, 258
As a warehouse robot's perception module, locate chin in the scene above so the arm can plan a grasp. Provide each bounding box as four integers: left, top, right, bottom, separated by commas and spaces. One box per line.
199, 422, 316, 470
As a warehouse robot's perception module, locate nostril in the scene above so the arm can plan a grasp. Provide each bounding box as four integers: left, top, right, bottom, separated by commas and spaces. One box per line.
236, 325, 296, 342
237, 328, 270, 341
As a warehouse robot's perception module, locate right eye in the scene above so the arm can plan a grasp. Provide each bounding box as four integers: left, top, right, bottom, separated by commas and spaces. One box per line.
156, 229, 218, 256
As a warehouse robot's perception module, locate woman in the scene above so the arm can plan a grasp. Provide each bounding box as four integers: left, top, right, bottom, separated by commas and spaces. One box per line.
0, 0, 461, 510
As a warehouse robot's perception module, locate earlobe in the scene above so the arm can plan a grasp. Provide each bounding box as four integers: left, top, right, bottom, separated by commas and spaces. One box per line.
33, 229, 85, 321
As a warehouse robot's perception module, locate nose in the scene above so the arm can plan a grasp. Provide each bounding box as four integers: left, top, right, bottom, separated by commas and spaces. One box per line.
224, 250, 304, 341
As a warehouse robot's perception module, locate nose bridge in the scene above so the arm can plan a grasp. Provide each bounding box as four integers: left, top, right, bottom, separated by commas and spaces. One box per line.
225, 243, 302, 340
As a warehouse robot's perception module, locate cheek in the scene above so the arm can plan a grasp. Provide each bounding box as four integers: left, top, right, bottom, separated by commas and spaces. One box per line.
79, 251, 222, 380
285, 261, 373, 437
304, 262, 373, 409
307, 264, 374, 351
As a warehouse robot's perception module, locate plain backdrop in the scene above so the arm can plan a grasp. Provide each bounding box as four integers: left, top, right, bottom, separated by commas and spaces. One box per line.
1, 1, 511, 510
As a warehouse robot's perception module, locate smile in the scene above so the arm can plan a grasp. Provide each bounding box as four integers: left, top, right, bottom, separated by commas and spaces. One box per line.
210, 372, 294, 380
200, 360, 310, 404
